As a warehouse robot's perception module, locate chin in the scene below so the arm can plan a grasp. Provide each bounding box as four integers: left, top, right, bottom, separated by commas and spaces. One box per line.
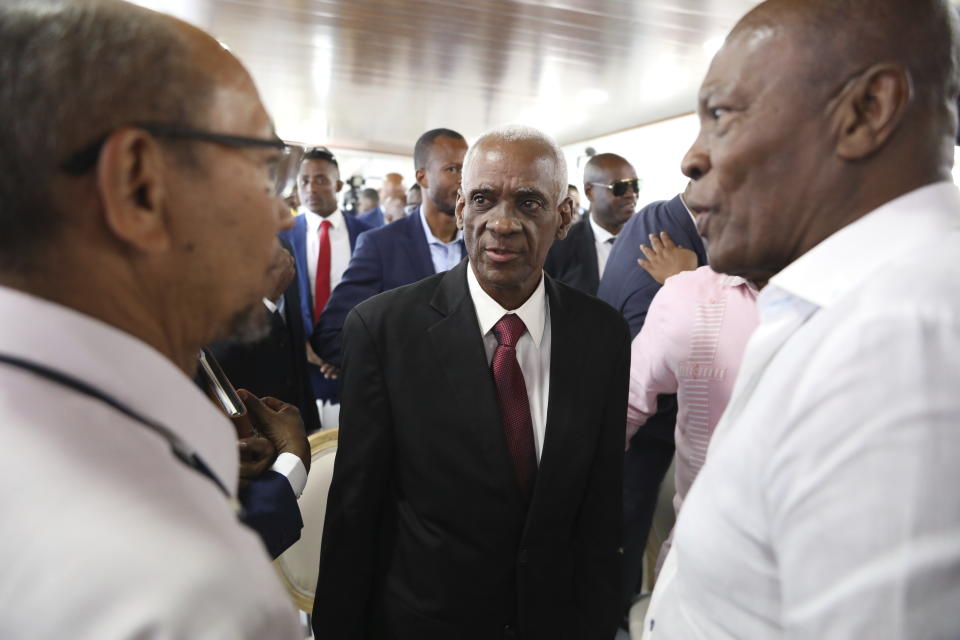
223, 303, 272, 343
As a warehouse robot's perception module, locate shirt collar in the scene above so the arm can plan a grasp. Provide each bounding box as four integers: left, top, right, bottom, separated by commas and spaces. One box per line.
419, 206, 464, 246
588, 214, 616, 245
0, 286, 239, 496
466, 263, 547, 347
770, 181, 960, 308
300, 206, 344, 232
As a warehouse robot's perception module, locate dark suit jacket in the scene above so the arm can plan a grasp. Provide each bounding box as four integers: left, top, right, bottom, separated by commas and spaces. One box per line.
313, 261, 629, 640
279, 212, 371, 402
311, 208, 464, 366
357, 205, 385, 228
208, 238, 322, 434
239, 469, 303, 559
597, 195, 707, 339
543, 218, 600, 296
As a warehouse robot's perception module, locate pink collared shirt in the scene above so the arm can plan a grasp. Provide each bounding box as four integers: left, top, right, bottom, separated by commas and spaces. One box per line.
627, 266, 758, 517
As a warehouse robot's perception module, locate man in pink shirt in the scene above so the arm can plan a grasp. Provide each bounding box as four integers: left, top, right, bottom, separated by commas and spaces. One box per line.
627, 265, 759, 566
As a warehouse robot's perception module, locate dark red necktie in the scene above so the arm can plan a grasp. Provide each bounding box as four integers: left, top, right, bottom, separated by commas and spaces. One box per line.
314, 219, 331, 322
491, 314, 537, 499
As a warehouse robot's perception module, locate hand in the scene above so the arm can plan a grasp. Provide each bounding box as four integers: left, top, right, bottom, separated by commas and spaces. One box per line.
237, 435, 276, 483
637, 231, 698, 285
305, 341, 340, 379
265, 243, 296, 303
239, 390, 311, 473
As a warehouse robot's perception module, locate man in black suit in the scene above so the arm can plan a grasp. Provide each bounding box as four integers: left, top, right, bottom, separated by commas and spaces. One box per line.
544, 153, 638, 295
314, 125, 629, 639
209, 238, 322, 434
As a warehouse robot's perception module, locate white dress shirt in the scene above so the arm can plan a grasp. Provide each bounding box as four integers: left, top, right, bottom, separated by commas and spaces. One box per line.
644, 182, 960, 639
0, 286, 300, 639
300, 206, 351, 302
589, 215, 617, 279
467, 265, 551, 461
418, 207, 465, 273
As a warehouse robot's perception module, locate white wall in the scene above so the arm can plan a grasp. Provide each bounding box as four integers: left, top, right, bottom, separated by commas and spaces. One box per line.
564, 115, 960, 209
561, 115, 699, 208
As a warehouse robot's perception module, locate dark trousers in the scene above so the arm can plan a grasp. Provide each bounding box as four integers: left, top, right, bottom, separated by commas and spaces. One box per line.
621, 395, 676, 614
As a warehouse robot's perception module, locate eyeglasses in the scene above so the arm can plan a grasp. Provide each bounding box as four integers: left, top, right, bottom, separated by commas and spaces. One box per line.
59, 122, 306, 199
589, 178, 640, 197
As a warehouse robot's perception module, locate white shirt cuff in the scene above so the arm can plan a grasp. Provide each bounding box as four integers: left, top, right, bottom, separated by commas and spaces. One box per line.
262, 297, 278, 313
271, 452, 307, 498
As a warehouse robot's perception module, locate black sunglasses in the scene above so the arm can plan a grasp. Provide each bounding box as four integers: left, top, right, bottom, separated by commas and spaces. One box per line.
59, 122, 305, 198
589, 177, 640, 197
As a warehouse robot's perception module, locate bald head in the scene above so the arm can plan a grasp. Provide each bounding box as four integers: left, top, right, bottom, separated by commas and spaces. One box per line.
583, 153, 638, 234
680, 0, 960, 282
0, 0, 229, 271
734, 0, 959, 128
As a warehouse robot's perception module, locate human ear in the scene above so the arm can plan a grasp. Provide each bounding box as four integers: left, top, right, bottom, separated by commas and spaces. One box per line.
96, 127, 171, 253
555, 196, 574, 240
416, 167, 428, 189
455, 189, 465, 229
833, 63, 911, 160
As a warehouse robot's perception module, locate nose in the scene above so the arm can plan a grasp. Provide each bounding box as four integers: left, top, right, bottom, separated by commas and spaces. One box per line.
681, 131, 710, 181
487, 204, 523, 236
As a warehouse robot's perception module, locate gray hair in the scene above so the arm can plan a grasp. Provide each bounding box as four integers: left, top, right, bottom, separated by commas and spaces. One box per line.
463, 124, 569, 203
0, 0, 214, 271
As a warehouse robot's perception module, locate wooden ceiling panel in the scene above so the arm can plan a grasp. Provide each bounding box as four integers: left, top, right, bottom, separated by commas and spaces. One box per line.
139, 0, 763, 152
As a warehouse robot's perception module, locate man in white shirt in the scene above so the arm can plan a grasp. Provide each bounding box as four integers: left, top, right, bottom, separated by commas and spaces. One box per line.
544, 153, 638, 295
313, 125, 629, 639
644, 0, 960, 638
283, 147, 371, 424
0, 1, 305, 637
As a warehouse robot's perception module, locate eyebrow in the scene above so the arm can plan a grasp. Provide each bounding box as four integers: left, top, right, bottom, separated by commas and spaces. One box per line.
513, 186, 548, 201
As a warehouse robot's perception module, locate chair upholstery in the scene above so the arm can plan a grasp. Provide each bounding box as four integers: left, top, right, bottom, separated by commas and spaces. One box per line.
274, 428, 338, 612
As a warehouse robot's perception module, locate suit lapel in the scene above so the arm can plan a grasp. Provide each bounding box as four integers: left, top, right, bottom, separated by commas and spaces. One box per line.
427, 262, 527, 513
288, 215, 314, 333
523, 276, 585, 536
579, 220, 601, 293
409, 209, 440, 279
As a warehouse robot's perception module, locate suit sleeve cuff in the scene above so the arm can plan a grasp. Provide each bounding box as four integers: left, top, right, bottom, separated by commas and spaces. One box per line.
271, 452, 308, 498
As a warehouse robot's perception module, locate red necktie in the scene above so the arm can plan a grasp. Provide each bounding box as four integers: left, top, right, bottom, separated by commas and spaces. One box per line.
314, 219, 332, 322
491, 314, 537, 499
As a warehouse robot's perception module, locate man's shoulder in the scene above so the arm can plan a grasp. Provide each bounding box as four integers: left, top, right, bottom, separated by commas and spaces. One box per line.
622, 196, 683, 236
351, 266, 448, 320
357, 212, 420, 248
549, 276, 628, 335
345, 213, 374, 235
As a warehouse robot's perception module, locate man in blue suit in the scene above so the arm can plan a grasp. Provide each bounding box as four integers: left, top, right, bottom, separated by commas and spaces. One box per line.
311, 129, 469, 370
280, 148, 371, 411
597, 187, 708, 618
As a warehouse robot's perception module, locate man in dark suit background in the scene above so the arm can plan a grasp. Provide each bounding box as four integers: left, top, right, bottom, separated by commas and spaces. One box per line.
313, 125, 629, 639
544, 153, 639, 295
597, 186, 708, 616
280, 147, 371, 415
208, 238, 322, 434
310, 128, 468, 372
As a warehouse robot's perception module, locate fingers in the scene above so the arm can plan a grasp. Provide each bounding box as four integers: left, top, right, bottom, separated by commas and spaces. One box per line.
648, 233, 664, 251
639, 244, 656, 260
238, 435, 274, 460
659, 231, 677, 248
637, 258, 652, 272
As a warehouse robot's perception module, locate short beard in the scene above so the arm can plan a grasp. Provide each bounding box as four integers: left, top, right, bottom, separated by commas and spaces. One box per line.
224, 302, 272, 344
431, 190, 456, 216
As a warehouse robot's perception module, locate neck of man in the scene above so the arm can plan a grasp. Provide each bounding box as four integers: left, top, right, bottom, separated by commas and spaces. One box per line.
592, 211, 623, 237
306, 206, 336, 219
421, 197, 458, 243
